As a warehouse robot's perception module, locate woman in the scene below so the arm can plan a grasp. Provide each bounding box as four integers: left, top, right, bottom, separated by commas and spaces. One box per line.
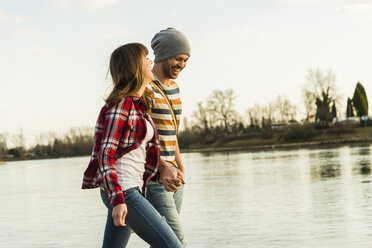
82, 43, 183, 248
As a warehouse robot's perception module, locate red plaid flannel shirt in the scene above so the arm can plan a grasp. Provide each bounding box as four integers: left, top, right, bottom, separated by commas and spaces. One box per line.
82, 96, 160, 207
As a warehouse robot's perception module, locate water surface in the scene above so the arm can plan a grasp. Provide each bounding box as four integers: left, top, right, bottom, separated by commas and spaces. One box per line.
1, 145, 372, 247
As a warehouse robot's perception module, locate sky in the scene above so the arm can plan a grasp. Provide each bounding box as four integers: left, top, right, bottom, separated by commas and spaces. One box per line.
1, 0, 372, 147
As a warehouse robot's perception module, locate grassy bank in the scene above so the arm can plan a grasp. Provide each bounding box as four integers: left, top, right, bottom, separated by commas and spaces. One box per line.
181, 125, 372, 153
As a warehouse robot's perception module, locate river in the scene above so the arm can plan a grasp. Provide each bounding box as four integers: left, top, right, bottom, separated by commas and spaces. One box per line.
1, 145, 372, 247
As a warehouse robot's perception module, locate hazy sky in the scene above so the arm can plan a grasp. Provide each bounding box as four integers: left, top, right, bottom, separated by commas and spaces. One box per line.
1, 0, 372, 146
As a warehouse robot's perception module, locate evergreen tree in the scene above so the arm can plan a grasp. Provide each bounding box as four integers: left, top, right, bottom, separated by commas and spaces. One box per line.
331, 101, 337, 118
346, 98, 354, 117
315, 91, 332, 122
352, 82, 369, 117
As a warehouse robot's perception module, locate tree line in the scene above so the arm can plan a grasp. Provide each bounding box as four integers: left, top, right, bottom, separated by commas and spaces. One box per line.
0, 127, 94, 161
178, 68, 370, 148
0, 68, 369, 160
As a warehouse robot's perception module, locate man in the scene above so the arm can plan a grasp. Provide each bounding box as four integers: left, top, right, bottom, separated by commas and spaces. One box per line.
146, 27, 190, 247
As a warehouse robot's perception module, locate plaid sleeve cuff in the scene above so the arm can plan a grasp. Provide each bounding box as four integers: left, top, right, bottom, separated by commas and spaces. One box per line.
110, 192, 126, 207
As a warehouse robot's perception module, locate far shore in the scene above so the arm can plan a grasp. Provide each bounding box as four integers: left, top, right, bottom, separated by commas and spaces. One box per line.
181, 125, 372, 154
182, 138, 372, 154
2, 135, 372, 163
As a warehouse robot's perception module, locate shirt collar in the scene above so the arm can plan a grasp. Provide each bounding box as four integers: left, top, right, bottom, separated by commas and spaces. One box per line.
130, 96, 146, 113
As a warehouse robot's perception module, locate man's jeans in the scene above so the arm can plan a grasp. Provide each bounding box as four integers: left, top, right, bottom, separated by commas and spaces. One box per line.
146, 181, 186, 247
100, 188, 183, 248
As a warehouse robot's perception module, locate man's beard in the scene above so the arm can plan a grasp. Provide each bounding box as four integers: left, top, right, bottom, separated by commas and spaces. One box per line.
162, 61, 181, 79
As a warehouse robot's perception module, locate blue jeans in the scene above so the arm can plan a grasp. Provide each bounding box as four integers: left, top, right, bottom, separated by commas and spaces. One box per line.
100, 188, 183, 248
146, 182, 186, 247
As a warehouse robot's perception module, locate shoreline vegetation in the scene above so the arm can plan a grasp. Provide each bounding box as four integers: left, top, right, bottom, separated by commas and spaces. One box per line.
183, 137, 372, 153
2, 124, 372, 163
0, 127, 94, 163
180, 125, 372, 153
2, 69, 371, 163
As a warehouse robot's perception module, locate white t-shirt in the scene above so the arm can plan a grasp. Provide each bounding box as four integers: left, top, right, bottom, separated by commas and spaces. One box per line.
115, 119, 154, 192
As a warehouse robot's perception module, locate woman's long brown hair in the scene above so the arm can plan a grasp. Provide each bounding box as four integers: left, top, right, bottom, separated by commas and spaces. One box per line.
105, 43, 153, 113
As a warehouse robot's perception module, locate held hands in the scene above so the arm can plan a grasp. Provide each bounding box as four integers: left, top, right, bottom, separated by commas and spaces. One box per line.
159, 159, 185, 192
112, 203, 128, 227
163, 170, 185, 192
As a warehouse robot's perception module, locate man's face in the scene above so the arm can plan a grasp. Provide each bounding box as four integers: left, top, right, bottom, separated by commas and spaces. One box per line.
161, 54, 189, 79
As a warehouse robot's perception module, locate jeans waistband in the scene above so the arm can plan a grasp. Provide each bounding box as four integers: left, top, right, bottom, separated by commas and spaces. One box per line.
123, 186, 140, 195
100, 186, 140, 195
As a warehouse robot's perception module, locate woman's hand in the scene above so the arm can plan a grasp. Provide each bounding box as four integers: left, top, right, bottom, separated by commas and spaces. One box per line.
162, 177, 182, 192
158, 158, 186, 192
161, 168, 186, 192
112, 203, 128, 227
176, 169, 186, 184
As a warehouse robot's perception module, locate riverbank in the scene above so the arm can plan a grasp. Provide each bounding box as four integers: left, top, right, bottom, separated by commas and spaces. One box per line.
182, 138, 372, 153
2, 126, 372, 162
0, 155, 87, 163
181, 126, 372, 153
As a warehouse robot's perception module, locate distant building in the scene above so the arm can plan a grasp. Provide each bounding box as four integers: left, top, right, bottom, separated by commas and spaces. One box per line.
270, 122, 287, 130
332, 117, 360, 125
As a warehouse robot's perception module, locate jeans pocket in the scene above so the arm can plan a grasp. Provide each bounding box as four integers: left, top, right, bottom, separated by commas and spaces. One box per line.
123, 187, 141, 207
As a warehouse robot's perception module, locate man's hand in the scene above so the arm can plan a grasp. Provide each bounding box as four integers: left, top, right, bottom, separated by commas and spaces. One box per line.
175, 169, 185, 184
112, 203, 127, 227
159, 159, 185, 192
162, 177, 182, 192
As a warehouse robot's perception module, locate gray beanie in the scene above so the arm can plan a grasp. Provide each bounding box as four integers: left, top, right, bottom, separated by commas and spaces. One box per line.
151, 27, 190, 63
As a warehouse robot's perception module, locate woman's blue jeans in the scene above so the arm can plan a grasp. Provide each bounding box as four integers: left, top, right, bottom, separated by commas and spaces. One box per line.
100, 188, 183, 248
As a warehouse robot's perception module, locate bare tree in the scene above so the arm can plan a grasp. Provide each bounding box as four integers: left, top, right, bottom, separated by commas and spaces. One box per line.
35, 132, 57, 146
303, 90, 315, 120
11, 129, 26, 148
229, 111, 244, 132
302, 69, 340, 121
182, 116, 190, 131
275, 94, 297, 122
261, 102, 277, 126
192, 101, 212, 132
247, 104, 262, 128
206, 89, 238, 132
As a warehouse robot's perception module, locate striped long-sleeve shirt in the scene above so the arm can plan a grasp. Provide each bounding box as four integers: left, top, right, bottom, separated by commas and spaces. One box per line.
149, 80, 182, 163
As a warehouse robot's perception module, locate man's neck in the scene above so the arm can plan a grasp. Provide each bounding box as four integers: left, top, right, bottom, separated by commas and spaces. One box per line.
152, 64, 171, 87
